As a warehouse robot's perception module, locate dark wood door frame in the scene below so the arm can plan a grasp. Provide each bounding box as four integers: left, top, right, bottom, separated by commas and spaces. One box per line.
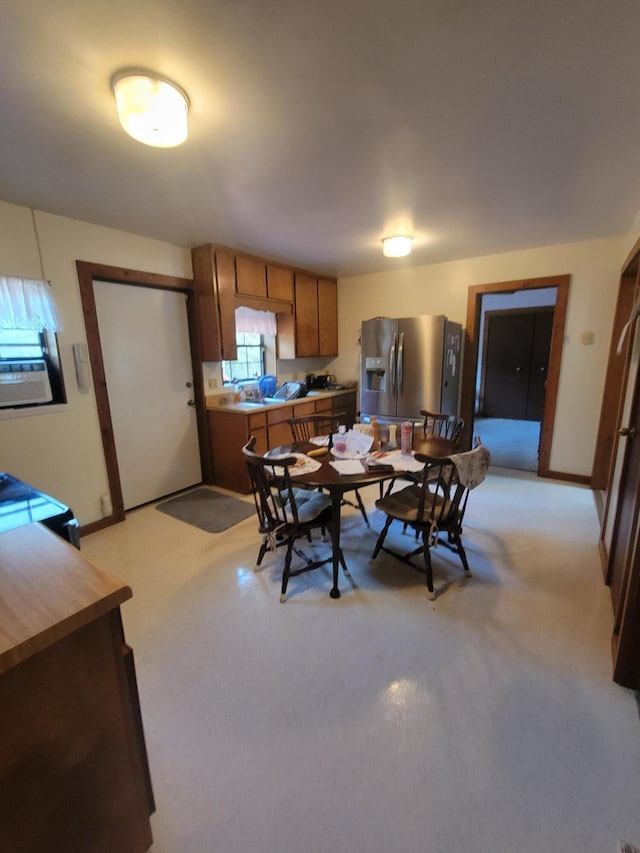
76, 261, 203, 536
592, 270, 638, 494
460, 274, 573, 481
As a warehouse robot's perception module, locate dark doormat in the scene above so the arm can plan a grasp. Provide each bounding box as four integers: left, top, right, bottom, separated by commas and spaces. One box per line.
156, 488, 254, 533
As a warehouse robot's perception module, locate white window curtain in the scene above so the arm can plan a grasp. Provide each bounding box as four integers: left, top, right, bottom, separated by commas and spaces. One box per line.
235, 305, 277, 336
0, 276, 60, 331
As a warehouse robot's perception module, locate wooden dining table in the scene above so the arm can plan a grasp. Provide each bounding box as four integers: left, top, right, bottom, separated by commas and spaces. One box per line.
267, 434, 458, 600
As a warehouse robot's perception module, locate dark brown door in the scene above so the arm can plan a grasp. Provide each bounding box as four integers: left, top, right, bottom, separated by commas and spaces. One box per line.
483, 309, 553, 420
526, 311, 554, 420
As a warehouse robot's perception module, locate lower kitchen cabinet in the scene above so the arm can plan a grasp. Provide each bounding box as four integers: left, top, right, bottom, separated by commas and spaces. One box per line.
207, 392, 356, 493
208, 409, 268, 493
0, 524, 154, 853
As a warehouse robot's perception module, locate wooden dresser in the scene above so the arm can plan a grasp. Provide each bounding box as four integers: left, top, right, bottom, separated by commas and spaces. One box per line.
0, 523, 154, 853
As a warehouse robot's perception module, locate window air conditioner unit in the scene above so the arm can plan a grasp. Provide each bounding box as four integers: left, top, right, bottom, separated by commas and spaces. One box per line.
0, 359, 53, 407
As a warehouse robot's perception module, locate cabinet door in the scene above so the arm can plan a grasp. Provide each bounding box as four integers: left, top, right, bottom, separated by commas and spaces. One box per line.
318, 278, 338, 356
267, 405, 294, 448
267, 265, 294, 302
294, 400, 316, 417
236, 257, 267, 298
315, 397, 333, 414
214, 250, 238, 361
252, 427, 268, 455
268, 420, 294, 448
294, 274, 319, 357
208, 411, 251, 492
192, 245, 223, 361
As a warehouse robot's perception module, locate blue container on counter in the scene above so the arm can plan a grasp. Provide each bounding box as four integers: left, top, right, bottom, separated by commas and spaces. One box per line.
258, 374, 277, 397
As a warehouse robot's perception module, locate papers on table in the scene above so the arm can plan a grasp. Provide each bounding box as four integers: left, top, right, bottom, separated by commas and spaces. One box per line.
329, 459, 367, 475
330, 429, 374, 459
372, 449, 425, 473
309, 434, 330, 446
270, 453, 323, 477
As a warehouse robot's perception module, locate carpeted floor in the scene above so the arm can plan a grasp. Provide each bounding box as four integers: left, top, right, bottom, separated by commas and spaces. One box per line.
155, 487, 254, 533
474, 417, 540, 471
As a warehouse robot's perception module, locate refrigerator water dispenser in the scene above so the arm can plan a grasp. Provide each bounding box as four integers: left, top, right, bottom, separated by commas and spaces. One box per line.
365, 357, 387, 392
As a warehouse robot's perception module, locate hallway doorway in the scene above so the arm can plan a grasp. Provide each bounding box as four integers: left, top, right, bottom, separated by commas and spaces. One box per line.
460, 275, 570, 478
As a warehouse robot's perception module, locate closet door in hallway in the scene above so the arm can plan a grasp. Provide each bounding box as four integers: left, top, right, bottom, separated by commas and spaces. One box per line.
482, 308, 554, 421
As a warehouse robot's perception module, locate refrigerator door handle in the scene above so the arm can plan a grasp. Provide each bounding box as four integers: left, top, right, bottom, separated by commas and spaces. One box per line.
397, 331, 405, 393
390, 333, 397, 395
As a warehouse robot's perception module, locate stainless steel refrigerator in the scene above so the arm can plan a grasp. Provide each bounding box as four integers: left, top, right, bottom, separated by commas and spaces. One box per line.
359, 315, 462, 420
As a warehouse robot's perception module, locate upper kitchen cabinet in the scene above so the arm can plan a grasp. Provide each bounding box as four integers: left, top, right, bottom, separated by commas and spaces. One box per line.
236, 256, 267, 298
235, 256, 296, 305
192, 243, 335, 363
278, 275, 338, 358
318, 278, 338, 355
266, 265, 294, 302
192, 246, 296, 362
192, 244, 238, 361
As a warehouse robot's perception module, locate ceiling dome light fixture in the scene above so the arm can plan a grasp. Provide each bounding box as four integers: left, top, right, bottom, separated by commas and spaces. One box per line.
382, 235, 413, 258
111, 70, 190, 148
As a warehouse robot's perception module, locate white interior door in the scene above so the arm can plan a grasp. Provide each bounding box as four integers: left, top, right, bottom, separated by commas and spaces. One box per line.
93, 281, 202, 510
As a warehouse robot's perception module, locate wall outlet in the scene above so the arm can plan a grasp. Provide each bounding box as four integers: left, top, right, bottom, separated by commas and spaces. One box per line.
208, 378, 218, 390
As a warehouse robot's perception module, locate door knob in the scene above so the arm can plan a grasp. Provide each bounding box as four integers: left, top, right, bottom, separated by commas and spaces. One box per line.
187, 399, 196, 407
618, 426, 636, 438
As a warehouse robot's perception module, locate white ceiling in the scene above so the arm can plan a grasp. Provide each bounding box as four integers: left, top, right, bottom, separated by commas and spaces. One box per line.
2, 0, 640, 278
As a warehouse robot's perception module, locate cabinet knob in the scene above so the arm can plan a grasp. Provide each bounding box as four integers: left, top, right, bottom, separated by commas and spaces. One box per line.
187, 399, 196, 407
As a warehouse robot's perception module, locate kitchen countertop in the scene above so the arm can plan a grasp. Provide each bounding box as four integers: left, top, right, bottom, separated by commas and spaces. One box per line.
0, 523, 131, 675
206, 387, 357, 414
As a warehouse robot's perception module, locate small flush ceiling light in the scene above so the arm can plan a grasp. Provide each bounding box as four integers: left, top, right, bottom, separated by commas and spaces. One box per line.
382, 235, 413, 258
111, 70, 190, 148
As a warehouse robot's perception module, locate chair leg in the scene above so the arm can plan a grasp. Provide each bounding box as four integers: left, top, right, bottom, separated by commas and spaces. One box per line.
281, 539, 294, 602
451, 530, 472, 577
370, 516, 393, 562
354, 489, 370, 527
421, 531, 436, 600
255, 535, 269, 572
327, 526, 352, 577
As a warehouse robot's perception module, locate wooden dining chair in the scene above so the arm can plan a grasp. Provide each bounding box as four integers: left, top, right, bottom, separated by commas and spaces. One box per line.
418, 410, 464, 445
287, 412, 370, 527
242, 437, 349, 602
385, 409, 465, 502
370, 444, 490, 600
287, 412, 342, 443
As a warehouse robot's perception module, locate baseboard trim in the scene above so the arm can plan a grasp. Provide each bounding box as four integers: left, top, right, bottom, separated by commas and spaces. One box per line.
541, 469, 591, 485
80, 515, 123, 538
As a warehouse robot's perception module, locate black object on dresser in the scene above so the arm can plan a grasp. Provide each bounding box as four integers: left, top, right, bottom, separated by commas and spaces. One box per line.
0, 472, 80, 547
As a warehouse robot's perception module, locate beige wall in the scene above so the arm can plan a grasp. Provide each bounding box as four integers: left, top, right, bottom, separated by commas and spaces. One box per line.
0, 194, 635, 524
331, 237, 625, 477
0, 200, 192, 525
